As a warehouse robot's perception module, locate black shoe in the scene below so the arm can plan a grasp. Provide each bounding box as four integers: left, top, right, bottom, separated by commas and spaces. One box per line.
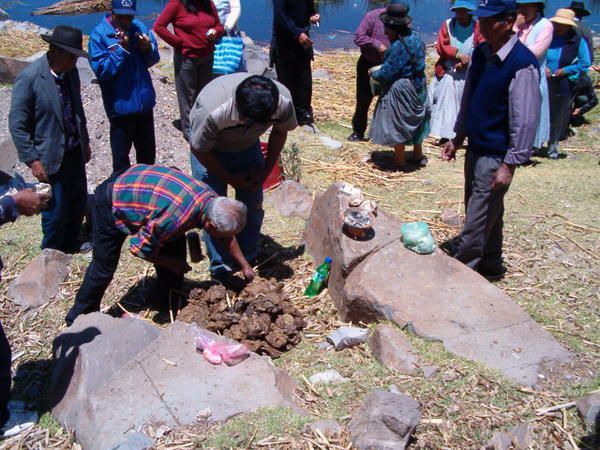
348, 132, 364, 142
440, 239, 459, 257
477, 264, 507, 281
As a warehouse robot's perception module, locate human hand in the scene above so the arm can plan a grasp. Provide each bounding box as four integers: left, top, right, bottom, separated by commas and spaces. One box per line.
554, 68, 565, 78
310, 14, 320, 24
491, 163, 514, 191
30, 160, 48, 182
378, 44, 387, 55
116, 29, 130, 50
206, 28, 217, 42
454, 62, 464, 71
136, 33, 152, 52
458, 53, 470, 65
515, 13, 526, 28
572, 107, 581, 116
545, 67, 552, 78
12, 189, 48, 216
298, 32, 313, 49
242, 266, 255, 281
441, 140, 458, 161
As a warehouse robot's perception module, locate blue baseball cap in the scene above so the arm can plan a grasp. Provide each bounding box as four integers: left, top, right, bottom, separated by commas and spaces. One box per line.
112, 0, 137, 15
472, 0, 517, 17
451, 0, 477, 11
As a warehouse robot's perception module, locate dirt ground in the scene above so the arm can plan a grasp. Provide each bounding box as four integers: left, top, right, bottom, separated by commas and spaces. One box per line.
0, 37, 598, 449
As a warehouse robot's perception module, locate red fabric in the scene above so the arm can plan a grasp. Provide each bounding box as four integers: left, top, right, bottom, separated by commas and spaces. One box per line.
261, 142, 284, 191
434, 19, 484, 78
153, 0, 224, 58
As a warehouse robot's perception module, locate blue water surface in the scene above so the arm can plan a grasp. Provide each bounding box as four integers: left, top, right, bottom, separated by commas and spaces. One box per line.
3, 0, 599, 48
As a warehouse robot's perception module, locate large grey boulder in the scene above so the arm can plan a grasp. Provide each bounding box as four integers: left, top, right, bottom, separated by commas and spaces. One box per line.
577, 392, 600, 431
8, 249, 72, 309
266, 180, 313, 219
368, 324, 419, 374
52, 315, 301, 450
349, 389, 420, 450
305, 184, 571, 386
0, 137, 18, 175
0, 55, 29, 83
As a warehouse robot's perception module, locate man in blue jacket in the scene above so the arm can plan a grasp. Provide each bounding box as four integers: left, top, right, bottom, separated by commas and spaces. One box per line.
441, 0, 540, 280
9, 25, 90, 253
89, 0, 160, 173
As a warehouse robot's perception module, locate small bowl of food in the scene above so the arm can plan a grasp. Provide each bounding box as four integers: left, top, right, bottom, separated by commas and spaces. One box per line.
343, 208, 374, 239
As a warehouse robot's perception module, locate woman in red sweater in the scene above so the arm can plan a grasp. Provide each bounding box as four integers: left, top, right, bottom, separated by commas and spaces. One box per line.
154, 0, 224, 142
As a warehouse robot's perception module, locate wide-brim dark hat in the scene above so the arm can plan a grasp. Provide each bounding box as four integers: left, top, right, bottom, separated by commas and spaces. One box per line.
41, 25, 88, 58
568, 1, 591, 16
380, 3, 413, 27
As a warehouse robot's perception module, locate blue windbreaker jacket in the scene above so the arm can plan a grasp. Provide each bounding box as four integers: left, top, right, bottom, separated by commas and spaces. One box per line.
89, 15, 160, 118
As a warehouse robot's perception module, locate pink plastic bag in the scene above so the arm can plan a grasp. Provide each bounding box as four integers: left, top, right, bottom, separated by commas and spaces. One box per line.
195, 330, 249, 366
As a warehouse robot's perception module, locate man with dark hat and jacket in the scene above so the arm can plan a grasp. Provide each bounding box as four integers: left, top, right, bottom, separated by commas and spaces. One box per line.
89, 0, 160, 173
9, 25, 91, 253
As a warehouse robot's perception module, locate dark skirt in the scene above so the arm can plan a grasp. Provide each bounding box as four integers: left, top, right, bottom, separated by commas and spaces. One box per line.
548, 76, 574, 144
369, 78, 430, 146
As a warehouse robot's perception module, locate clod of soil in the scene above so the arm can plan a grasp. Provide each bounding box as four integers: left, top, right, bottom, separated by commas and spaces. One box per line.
177, 279, 305, 357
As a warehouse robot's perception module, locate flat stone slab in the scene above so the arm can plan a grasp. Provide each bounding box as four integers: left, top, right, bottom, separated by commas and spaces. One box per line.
52, 315, 301, 450
368, 324, 419, 374
305, 184, 571, 386
344, 240, 571, 386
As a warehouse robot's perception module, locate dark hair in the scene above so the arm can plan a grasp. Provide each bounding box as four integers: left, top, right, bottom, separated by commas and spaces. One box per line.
235, 75, 279, 123
180, 0, 211, 13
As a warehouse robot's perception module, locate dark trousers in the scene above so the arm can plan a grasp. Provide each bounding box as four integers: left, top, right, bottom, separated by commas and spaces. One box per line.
0, 321, 11, 428
109, 111, 156, 174
41, 150, 87, 252
352, 55, 377, 137
174, 52, 214, 142
548, 77, 573, 146
275, 49, 313, 124
455, 151, 508, 270
65, 179, 187, 326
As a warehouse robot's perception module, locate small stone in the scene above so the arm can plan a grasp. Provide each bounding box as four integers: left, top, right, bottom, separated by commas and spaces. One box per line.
388, 384, 401, 394
327, 327, 369, 351
319, 135, 343, 150
111, 432, 153, 450
309, 369, 348, 385
423, 365, 439, 379
440, 209, 463, 227
349, 389, 420, 450
576, 392, 600, 431
197, 407, 213, 419
367, 324, 419, 374
308, 419, 342, 438
95, 131, 103, 140
314, 341, 333, 351
485, 431, 512, 450
8, 249, 71, 309
155, 425, 171, 438
510, 422, 534, 449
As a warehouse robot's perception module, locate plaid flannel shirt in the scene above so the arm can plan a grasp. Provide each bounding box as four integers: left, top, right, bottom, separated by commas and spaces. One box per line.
112, 165, 216, 259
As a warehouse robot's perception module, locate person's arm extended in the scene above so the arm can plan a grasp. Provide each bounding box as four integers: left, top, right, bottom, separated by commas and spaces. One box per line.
153, 1, 185, 49
143, 29, 161, 67
221, 236, 255, 280
193, 148, 234, 185
88, 30, 130, 81
264, 129, 287, 176
273, 0, 305, 39
370, 43, 404, 84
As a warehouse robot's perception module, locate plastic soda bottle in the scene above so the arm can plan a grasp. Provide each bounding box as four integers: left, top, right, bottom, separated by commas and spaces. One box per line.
304, 257, 332, 297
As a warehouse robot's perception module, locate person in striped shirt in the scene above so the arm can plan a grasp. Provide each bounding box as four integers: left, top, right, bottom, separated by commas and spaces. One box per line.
65, 164, 253, 326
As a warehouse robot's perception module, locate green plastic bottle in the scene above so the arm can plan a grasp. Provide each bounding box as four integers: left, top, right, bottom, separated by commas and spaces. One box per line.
304, 257, 332, 297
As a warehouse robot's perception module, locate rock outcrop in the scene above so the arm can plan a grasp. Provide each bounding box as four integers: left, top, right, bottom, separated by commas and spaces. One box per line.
304, 184, 571, 386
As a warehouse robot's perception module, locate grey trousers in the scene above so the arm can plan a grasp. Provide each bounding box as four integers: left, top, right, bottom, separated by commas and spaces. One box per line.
455, 151, 509, 270
174, 52, 214, 142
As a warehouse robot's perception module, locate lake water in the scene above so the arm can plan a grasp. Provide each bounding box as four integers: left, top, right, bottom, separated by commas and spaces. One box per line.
3, 0, 599, 49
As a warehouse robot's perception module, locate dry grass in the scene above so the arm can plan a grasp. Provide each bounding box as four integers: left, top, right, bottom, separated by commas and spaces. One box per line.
0, 51, 598, 449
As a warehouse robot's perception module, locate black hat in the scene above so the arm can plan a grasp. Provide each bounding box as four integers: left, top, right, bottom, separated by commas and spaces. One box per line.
380, 3, 412, 28
41, 25, 88, 58
568, 1, 591, 16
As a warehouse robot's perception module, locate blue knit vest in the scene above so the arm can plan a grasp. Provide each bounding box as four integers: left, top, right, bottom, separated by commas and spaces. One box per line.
465, 40, 539, 156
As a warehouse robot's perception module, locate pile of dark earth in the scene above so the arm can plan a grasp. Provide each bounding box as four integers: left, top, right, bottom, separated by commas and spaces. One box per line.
177, 279, 305, 357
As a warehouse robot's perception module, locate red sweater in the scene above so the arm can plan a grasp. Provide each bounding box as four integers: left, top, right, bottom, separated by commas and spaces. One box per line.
434, 18, 484, 78
154, 0, 224, 58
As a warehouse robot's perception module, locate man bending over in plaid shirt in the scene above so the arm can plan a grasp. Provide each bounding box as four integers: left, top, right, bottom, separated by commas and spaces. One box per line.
65, 164, 253, 326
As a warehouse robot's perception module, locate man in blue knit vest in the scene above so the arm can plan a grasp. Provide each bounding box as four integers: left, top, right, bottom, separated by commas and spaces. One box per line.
441, 0, 541, 280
